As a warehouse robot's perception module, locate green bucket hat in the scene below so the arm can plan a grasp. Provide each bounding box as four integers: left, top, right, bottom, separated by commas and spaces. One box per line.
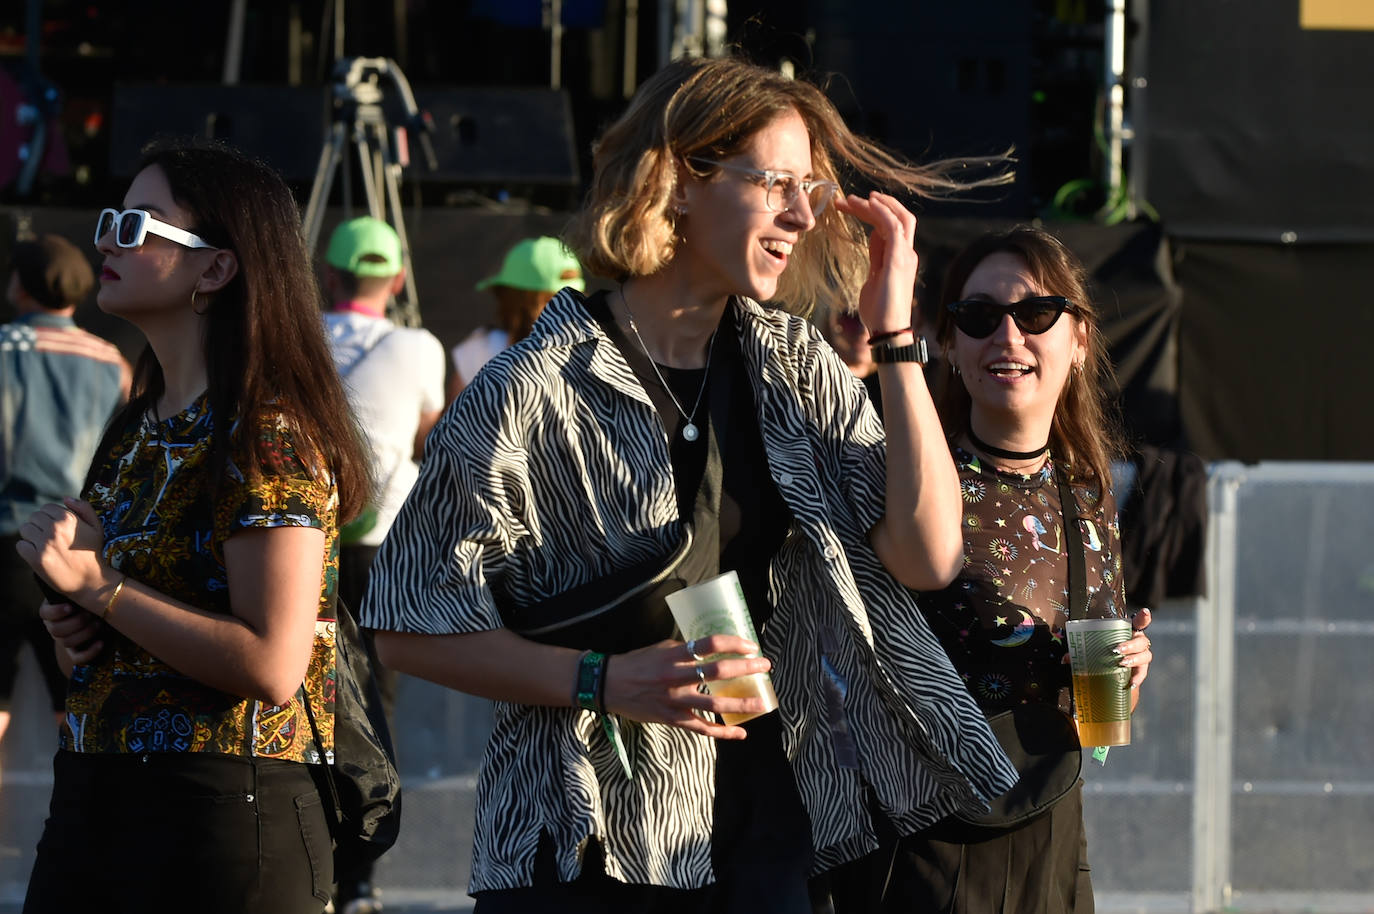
325, 217, 404, 278
476, 236, 585, 293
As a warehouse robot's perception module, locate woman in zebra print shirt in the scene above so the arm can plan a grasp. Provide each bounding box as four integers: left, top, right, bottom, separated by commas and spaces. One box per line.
362, 56, 1018, 912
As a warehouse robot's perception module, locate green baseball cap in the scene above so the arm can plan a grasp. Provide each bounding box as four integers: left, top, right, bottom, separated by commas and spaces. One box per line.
325, 217, 404, 278
476, 236, 585, 293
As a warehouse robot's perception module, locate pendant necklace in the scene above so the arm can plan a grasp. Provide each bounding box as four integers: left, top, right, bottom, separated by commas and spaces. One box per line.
618, 285, 717, 442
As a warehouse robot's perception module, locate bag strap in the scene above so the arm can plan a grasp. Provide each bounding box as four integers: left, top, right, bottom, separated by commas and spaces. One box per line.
1056, 466, 1088, 621
338, 326, 398, 380
300, 683, 344, 828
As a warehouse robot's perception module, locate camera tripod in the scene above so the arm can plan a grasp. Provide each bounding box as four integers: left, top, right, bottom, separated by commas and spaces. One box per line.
302, 57, 435, 327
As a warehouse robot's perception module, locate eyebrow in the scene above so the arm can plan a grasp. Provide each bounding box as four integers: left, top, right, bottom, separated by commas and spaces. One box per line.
126, 204, 172, 218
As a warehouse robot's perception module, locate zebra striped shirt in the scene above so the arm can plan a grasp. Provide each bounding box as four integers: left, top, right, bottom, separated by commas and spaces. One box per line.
361, 290, 1017, 893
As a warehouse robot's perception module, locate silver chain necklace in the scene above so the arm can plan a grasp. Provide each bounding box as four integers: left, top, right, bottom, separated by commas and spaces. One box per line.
618, 285, 717, 442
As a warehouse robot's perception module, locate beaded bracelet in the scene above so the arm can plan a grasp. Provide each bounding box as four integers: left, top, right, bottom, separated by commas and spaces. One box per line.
867, 326, 913, 345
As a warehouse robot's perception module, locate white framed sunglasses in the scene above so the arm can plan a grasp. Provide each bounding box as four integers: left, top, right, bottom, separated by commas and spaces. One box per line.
95, 208, 216, 250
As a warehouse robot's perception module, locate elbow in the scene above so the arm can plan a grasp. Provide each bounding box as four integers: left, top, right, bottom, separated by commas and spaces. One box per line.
261, 679, 303, 709
890, 537, 964, 592
252, 661, 314, 708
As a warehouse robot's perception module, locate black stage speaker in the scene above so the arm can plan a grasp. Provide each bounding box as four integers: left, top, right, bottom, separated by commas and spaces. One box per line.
109, 85, 329, 182
412, 87, 579, 186
1146, 3, 1374, 242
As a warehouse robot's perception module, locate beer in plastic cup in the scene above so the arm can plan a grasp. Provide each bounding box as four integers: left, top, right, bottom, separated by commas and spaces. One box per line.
664, 570, 779, 725
1065, 617, 1133, 746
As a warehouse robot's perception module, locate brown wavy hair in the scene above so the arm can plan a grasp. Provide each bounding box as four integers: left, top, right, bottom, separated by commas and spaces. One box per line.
565, 55, 1011, 317
92, 137, 372, 521
933, 226, 1125, 498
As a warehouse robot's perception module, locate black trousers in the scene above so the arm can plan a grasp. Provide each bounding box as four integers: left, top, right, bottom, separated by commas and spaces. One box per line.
881, 782, 1094, 914
24, 750, 333, 914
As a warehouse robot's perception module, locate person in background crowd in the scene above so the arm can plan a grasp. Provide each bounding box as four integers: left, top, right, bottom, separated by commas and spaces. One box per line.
880, 225, 1153, 913
446, 235, 584, 402
322, 215, 445, 914
17, 138, 371, 914
821, 304, 883, 418
359, 55, 1019, 913
1, 234, 129, 773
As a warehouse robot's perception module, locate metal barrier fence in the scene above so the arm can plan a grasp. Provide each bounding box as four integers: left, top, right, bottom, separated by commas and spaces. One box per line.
4, 461, 1372, 912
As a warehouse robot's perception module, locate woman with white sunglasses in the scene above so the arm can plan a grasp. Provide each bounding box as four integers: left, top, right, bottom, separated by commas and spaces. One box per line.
16, 138, 371, 914
870, 227, 1154, 913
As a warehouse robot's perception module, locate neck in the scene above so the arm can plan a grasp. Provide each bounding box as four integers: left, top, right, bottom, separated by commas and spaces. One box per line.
18, 301, 76, 319
618, 273, 725, 368
966, 411, 1052, 473
139, 314, 209, 419
333, 299, 387, 318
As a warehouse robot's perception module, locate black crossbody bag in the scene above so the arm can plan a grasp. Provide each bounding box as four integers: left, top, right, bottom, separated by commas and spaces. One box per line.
943, 469, 1087, 837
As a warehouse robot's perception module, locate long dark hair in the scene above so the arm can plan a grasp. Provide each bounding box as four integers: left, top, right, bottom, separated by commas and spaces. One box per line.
94, 137, 371, 520
933, 226, 1125, 498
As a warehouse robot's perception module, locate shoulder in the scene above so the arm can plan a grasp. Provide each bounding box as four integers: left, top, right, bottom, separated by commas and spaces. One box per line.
0, 321, 36, 351
237, 407, 327, 479
733, 297, 823, 351
39, 325, 128, 370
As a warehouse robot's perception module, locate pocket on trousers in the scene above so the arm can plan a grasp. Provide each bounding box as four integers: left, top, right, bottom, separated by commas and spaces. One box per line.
295, 790, 334, 904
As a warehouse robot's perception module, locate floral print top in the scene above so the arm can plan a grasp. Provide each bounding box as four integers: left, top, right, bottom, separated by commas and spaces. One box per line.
918, 447, 1127, 715
61, 393, 339, 760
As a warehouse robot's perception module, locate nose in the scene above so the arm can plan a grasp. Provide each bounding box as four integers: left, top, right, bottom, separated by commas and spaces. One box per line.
95, 227, 117, 256
781, 190, 816, 232
989, 311, 1025, 344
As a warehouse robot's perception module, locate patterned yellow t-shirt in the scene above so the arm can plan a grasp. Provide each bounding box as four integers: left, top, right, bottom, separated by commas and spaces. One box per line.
61, 393, 339, 760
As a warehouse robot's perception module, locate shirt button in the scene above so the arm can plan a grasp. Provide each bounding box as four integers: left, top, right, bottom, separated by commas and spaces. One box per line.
823, 544, 840, 560
777, 472, 793, 486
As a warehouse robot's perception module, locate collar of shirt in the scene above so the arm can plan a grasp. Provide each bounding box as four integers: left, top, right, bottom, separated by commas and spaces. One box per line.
16, 312, 77, 329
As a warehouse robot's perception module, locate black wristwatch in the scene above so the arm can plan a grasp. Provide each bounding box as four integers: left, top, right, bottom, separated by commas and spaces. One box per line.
871, 335, 929, 364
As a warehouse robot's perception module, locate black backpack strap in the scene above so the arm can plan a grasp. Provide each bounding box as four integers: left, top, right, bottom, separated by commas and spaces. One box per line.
1056, 466, 1088, 621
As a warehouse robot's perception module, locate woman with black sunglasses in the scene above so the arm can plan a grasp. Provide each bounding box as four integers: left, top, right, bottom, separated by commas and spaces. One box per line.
871, 226, 1154, 913
16, 138, 371, 914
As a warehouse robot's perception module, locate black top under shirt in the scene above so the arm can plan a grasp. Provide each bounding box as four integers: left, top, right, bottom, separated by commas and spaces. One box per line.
585, 291, 812, 907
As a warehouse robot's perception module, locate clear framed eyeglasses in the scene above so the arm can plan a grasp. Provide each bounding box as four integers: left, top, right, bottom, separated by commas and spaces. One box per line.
687, 157, 840, 216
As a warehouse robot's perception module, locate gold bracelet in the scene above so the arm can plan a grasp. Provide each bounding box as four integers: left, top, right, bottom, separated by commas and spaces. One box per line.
100, 575, 126, 621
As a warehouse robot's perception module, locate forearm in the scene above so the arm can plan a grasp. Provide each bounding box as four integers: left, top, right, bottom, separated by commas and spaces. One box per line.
868, 358, 964, 590
76, 570, 312, 705
375, 627, 582, 707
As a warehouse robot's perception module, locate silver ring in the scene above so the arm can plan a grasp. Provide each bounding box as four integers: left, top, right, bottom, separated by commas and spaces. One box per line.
687, 640, 705, 663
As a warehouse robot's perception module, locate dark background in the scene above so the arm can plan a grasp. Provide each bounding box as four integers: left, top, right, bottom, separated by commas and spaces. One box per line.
2, 0, 1372, 461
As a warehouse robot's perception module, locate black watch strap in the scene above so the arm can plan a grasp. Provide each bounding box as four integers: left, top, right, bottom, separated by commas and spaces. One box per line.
871, 336, 929, 364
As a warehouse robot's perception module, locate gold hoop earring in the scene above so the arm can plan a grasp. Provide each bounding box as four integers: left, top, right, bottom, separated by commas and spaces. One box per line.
191, 287, 209, 316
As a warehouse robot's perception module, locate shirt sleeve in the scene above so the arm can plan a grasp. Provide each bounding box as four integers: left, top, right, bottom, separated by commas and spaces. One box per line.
220, 413, 335, 536
417, 329, 447, 414
795, 321, 889, 536
359, 382, 520, 635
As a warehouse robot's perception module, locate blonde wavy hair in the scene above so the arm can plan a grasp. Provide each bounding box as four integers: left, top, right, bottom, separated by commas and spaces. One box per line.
565, 56, 1011, 317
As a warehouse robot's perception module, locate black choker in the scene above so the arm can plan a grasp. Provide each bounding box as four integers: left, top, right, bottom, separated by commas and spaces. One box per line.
968, 428, 1049, 461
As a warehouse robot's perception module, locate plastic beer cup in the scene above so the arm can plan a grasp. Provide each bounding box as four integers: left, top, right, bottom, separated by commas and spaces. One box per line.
1065, 618, 1133, 746
664, 570, 779, 725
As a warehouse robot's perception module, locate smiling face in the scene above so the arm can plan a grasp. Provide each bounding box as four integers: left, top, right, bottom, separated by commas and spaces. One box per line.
949, 250, 1088, 435
95, 164, 214, 322
674, 108, 818, 303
